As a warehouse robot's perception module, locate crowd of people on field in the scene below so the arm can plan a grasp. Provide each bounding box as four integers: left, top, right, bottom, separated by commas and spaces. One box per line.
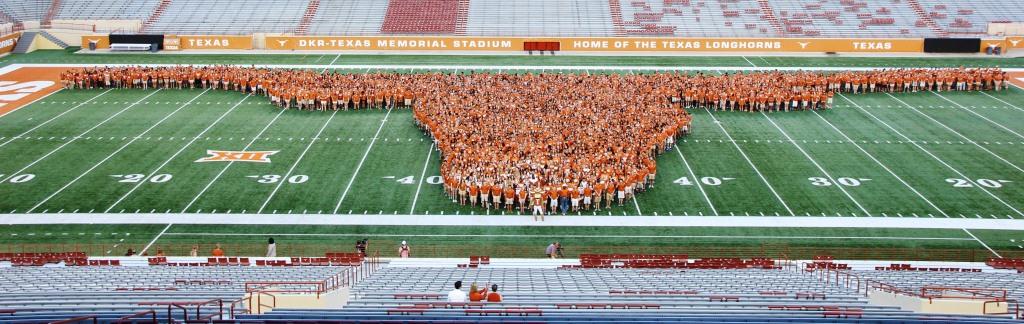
59, 66, 1008, 219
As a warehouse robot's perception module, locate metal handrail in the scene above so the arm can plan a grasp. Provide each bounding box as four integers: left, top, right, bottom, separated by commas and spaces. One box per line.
113, 310, 157, 324
194, 299, 223, 322
49, 315, 98, 324
228, 296, 251, 319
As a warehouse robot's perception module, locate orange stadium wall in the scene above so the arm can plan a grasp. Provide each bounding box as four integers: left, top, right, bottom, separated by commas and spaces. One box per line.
81, 35, 110, 49
263, 36, 925, 53
0, 32, 21, 55
78, 34, 1014, 54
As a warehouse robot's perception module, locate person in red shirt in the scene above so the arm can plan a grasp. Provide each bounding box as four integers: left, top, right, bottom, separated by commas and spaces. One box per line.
211, 243, 225, 257
486, 284, 503, 302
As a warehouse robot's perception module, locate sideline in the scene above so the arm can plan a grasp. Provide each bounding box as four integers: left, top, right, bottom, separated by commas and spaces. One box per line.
4, 213, 1024, 230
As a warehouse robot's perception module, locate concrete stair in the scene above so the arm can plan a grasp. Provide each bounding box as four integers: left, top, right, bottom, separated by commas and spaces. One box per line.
905, 0, 948, 37
141, 0, 173, 32
756, 0, 783, 37
38, 30, 68, 48
607, 0, 626, 36
12, 31, 35, 54
295, 0, 320, 35
40, 0, 62, 28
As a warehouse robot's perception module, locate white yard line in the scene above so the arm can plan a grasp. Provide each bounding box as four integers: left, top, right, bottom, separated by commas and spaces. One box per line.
962, 228, 1001, 258
761, 111, 872, 217
978, 91, 1024, 113
811, 110, 949, 218
704, 108, 795, 216
0, 89, 113, 149
0, 90, 161, 184
140, 223, 173, 255
333, 108, 392, 214
105, 94, 253, 212
0, 88, 63, 120
674, 144, 717, 216
740, 56, 756, 67
409, 142, 435, 214
257, 109, 338, 214
632, 193, 643, 215
930, 91, 1024, 140
886, 93, 1024, 173
27, 89, 211, 213
8, 213, 1024, 230
323, 54, 342, 73
161, 232, 977, 241
180, 101, 286, 213
843, 94, 1024, 218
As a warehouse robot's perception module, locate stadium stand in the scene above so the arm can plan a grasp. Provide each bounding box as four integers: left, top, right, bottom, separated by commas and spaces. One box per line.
1, 0, 1018, 37
614, 0, 777, 37
54, 0, 159, 20
770, 0, 928, 38
234, 257, 1020, 323
142, 0, 309, 35
466, 0, 615, 37
306, 0, 390, 36
0, 0, 48, 22
380, 0, 468, 35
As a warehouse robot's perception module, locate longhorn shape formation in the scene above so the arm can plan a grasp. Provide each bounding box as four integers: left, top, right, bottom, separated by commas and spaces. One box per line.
61, 67, 1007, 212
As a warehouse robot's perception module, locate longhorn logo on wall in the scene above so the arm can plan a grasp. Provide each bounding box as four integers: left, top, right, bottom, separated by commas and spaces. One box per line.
195, 150, 279, 163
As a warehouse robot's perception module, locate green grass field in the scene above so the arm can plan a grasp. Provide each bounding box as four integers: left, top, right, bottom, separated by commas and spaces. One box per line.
1, 50, 1024, 260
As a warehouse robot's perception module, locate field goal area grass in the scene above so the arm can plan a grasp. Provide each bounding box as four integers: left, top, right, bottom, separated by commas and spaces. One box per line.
0, 50, 1023, 259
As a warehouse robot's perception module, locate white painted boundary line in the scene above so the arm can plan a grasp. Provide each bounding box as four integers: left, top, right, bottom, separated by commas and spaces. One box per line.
962, 228, 1001, 258
11, 63, 1024, 73
140, 223, 173, 255
7, 213, 1024, 230
409, 142, 435, 214
106, 94, 254, 212
27, 89, 211, 213
978, 91, 1024, 113
931, 91, 1024, 140
811, 110, 949, 218
704, 108, 795, 216
886, 93, 1024, 174
842, 94, 1024, 218
322, 54, 342, 73
761, 111, 871, 217
0, 89, 113, 149
162, 232, 978, 240
674, 144, 717, 216
333, 108, 393, 214
181, 100, 286, 213
257, 109, 338, 213
0, 90, 161, 184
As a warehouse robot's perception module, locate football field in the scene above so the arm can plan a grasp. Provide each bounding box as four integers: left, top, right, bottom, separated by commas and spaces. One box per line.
1, 50, 1024, 260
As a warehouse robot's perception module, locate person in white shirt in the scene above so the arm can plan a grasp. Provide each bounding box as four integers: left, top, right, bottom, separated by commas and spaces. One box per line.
447, 281, 466, 302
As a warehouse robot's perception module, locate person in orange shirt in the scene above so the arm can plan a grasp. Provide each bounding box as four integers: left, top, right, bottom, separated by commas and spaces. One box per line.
469, 283, 488, 302
211, 243, 225, 257
486, 284, 503, 302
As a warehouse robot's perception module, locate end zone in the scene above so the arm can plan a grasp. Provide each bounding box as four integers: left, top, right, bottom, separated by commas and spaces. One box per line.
0, 66, 67, 118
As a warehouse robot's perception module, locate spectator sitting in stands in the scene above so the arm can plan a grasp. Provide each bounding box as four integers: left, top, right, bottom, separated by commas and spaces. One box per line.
546, 242, 557, 259
447, 280, 466, 302
211, 243, 225, 257
487, 284, 502, 302
124, 248, 135, 256
469, 282, 488, 302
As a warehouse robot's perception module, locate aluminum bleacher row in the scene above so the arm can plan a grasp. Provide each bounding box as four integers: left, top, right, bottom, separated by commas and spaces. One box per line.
54, 0, 158, 20
0, 0, 1021, 37
235, 256, 1019, 323
143, 0, 309, 35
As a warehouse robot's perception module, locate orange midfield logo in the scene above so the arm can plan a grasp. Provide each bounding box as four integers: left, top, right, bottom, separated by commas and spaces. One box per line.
195, 150, 279, 163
